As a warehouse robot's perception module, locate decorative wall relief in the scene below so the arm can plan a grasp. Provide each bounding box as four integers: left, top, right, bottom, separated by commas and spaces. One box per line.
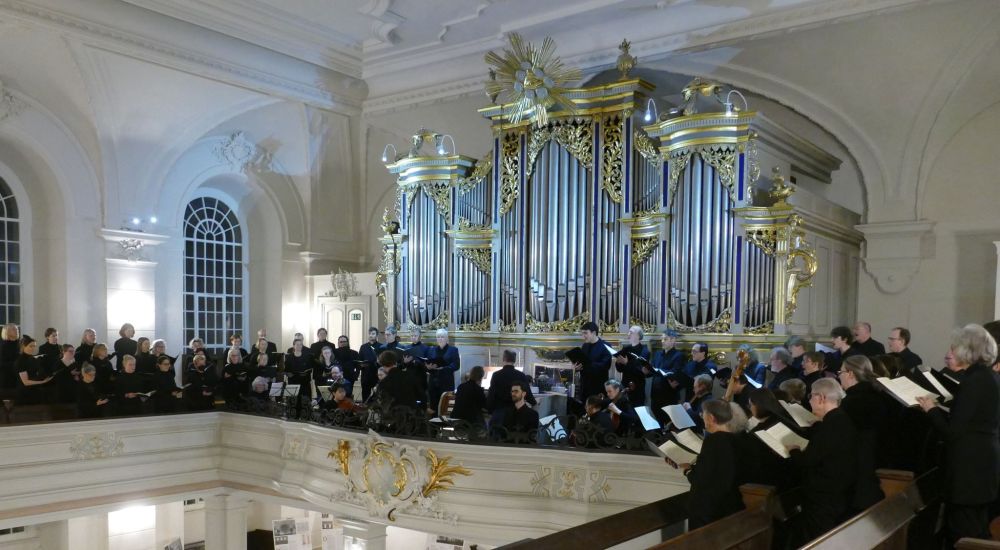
328, 431, 471, 523
70, 432, 124, 460
281, 435, 308, 460
213, 131, 271, 173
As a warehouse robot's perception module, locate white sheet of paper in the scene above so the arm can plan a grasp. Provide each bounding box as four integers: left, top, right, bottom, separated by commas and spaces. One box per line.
921, 371, 953, 402
674, 429, 704, 455
780, 400, 818, 427
634, 406, 661, 432
755, 422, 809, 459
942, 371, 961, 386
539, 414, 565, 438
605, 344, 618, 356
745, 374, 763, 389
815, 342, 836, 354
661, 404, 696, 429
647, 439, 698, 465
877, 376, 937, 407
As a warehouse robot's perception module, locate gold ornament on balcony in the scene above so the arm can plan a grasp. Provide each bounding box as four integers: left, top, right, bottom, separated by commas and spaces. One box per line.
484, 33, 581, 127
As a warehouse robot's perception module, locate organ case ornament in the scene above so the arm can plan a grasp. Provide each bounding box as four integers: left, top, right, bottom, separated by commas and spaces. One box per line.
602, 114, 625, 204
484, 33, 581, 127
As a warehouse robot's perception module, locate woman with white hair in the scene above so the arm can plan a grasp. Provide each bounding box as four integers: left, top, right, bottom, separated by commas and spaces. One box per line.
426, 328, 460, 416
917, 324, 1000, 545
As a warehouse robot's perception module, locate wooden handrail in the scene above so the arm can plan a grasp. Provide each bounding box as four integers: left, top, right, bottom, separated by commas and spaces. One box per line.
647, 485, 777, 550
956, 538, 1000, 549
497, 491, 690, 550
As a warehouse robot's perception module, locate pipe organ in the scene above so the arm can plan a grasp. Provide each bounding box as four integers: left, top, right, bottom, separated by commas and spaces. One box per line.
377, 38, 856, 356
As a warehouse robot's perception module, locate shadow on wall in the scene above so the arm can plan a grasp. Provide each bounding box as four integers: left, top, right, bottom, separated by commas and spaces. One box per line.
953, 230, 1000, 325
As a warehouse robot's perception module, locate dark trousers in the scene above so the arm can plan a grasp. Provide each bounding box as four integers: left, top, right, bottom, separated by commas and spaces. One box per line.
946, 503, 990, 547
361, 379, 376, 402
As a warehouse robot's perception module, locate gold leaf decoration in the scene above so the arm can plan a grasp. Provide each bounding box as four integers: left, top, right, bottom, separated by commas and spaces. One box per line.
329, 440, 351, 477
666, 307, 732, 333
525, 311, 590, 333
499, 320, 518, 333
420, 181, 452, 220
499, 133, 520, 215
628, 317, 656, 335
747, 132, 761, 185
601, 114, 624, 204
698, 147, 738, 202
744, 321, 774, 335
634, 130, 662, 167
786, 216, 818, 318
457, 247, 491, 274
459, 317, 490, 332
746, 227, 779, 256
484, 33, 582, 127
458, 152, 493, 193
455, 216, 491, 232
525, 120, 593, 182
421, 449, 472, 498
631, 236, 658, 267
667, 151, 692, 201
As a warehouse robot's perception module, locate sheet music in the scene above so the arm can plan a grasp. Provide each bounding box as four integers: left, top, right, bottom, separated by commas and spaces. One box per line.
815, 343, 836, 354
661, 404, 696, 430
604, 344, 617, 356
744, 374, 763, 389
921, 371, 953, 402
674, 429, 703, 454
755, 423, 808, 459
877, 376, 937, 407
780, 400, 818, 427
634, 406, 661, 432
540, 414, 565, 439
647, 439, 698, 465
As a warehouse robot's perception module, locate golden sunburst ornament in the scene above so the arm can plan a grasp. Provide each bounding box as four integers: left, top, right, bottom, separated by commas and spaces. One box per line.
484, 33, 581, 127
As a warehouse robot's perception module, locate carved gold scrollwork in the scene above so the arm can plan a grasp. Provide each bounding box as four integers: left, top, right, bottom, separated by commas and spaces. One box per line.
422, 449, 473, 498
459, 317, 490, 332
455, 216, 491, 232
601, 114, 624, 204
666, 307, 732, 333
633, 130, 662, 166
525, 311, 590, 333
420, 181, 452, 220
457, 247, 491, 274
667, 151, 693, 201
631, 236, 658, 267
499, 320, 518, 333
499, 133, 520, 215
745, 227, 779, 256
419, 310, 450, 330
786, 216, 818, 318
598, 320, 618, 335
403, 183, 420, 215
747, 132, 761, 185
698, 146, 738, 202
458, 152, 493, 193
628, 317, 657, 335
744, 321, 775, 335
525, 120, 594, 182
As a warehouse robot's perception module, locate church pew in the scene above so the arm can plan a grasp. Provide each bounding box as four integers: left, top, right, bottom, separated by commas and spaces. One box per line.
957, 538, 1000, 549
647, 484, 777, 550
800, 468, 941, 550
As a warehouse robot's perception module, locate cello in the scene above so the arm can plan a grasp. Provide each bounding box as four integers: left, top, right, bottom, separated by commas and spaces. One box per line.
723, 349, 751, 402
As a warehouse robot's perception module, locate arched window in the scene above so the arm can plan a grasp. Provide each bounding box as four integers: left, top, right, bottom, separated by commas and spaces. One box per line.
183, 197, 243, 353
0, 178, 19, 325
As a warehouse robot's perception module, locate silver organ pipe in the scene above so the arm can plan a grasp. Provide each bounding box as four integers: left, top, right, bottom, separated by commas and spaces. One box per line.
407, 190, 450, 325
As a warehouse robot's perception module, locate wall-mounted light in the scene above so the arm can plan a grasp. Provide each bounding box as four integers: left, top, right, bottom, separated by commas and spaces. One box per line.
149, 216, 157, 224
381, 144, 397, 163
723, 89, 749, 116
643, 98, 658, 123
436, 134, 456, 156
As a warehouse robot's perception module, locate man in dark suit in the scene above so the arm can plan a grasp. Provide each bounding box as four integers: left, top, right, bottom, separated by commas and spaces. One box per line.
786, 377, 858, 546
766, 347, 799, 391
487, 350, 536, 412
649, 329, 685, 421
851, 322, 886, 358
888, 326, 923, 373
614, 325, 651, 406
571, 322, 613, 402
401, 326, 430, 405
680, 343, 715, 398
500, 381, 539, 440
426, 329, 460, 415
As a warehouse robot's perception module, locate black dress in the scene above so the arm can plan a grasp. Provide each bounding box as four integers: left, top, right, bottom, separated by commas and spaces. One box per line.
76, 379, 107, 418
113, 371, 149, 416
152, 370, 183, 413
686, 431, 750, 529
0, 339, 20, 389
14, 353, 49, 404
840, 381, 888, 511
113, 337, 138, 372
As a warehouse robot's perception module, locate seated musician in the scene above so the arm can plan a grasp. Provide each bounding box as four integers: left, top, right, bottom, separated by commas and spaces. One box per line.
685, 374, 715, 433
737, 343, 767, 387
248, 376, 271, 403
666, 399, 751, 529
321, 383, 360, 413
76, 363, 109, 419
603, 379, 639, 435
372, 351, 421, 412
450, 366, 486, 425
573, 395, 615, 446
499, 381, 539, 441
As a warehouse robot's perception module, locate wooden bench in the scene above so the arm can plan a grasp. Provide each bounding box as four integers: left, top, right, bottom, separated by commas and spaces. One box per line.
649, 484, 777, 550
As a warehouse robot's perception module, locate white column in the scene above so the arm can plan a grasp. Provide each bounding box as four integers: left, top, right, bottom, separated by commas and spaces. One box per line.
205, 494, 249, 550
994, 241, 1000, 321
68, 513, 109, 550
341, 519, 387, 550
156, 501, 185, 550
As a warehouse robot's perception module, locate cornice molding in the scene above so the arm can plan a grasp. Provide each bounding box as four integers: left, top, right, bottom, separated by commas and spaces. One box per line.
0, 0, 365, 114
856, 220, 935, 294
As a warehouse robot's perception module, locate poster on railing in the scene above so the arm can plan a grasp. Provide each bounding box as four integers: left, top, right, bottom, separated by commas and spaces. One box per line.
273, 518, 312, 550
320, 513, 343, 550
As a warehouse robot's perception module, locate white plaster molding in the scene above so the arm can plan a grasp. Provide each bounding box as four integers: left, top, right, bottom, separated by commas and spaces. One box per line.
212, 131, 273, 174
69, 432, 124, 460
357, 0, 404, 52
0, 81, 27, 124
0, 0, 364, 113
856, 220, 935, 294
